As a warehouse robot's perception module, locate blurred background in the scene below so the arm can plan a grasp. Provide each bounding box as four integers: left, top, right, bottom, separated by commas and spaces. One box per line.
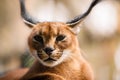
0, 0, 120, 80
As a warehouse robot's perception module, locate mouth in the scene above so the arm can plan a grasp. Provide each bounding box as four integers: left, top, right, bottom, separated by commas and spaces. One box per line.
37, 51, 58, 62
35, 50, 67, 67
44, 58, 57, 62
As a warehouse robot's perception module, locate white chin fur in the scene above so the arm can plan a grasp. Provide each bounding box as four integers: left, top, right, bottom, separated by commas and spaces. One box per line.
33, 49, 71, 67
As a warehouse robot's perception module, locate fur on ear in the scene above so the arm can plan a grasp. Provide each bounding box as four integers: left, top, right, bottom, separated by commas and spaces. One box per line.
72, 25, 81, 34
68, 22, 83, 35
23, 19, 35, 28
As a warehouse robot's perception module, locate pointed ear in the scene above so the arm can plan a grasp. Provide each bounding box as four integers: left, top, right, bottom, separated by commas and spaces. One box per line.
69, 21, 83, 34
66, 0, 101, 34
20, 0, 39, 28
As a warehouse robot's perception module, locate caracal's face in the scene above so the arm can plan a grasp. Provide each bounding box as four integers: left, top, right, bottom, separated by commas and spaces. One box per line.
28, 22, 78, 67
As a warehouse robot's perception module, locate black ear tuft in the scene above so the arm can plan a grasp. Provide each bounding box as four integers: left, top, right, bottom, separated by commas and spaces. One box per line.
20, 0, 39, 28
66, 0, 101, 26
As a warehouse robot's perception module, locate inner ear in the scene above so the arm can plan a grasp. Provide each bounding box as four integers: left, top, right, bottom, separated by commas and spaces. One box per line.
69, 23, 83, 35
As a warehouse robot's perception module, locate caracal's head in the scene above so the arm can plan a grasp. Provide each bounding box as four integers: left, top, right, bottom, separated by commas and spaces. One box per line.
28, 22, 79, 67
19, 0, 100, 67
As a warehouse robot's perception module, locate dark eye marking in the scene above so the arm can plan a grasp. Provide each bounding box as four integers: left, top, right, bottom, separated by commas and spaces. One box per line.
33, 35, 44, 44
56, 35, 66, 41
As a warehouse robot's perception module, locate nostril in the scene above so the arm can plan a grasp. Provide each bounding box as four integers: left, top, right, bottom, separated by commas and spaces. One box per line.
43, 47, 54, 55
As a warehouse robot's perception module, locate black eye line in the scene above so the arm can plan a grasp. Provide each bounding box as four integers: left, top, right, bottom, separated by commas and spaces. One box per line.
56, 35, 66, 41
33, 35, 44, 44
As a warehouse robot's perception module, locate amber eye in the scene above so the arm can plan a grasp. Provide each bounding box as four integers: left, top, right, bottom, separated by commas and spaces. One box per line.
33, 35, 43, 44
56, 35, 66, 41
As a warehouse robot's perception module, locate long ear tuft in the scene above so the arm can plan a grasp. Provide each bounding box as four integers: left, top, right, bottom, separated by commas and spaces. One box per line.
66, 0, 101, 27
19, 0, 40, 27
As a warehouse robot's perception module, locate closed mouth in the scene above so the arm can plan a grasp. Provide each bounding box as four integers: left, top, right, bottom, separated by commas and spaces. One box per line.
37, 50, 62, 62
44, 58, 57, 62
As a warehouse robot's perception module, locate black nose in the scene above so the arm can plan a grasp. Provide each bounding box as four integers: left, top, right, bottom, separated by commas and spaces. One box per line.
43, 47, 54, 55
